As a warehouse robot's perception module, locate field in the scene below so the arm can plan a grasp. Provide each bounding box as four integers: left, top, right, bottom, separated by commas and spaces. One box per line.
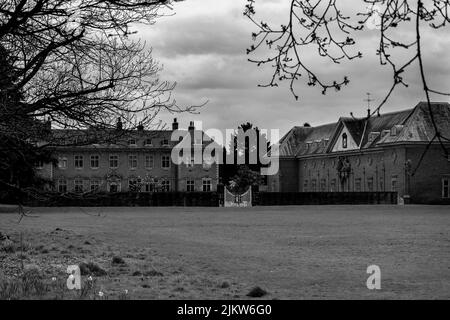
0, 205, 449, 300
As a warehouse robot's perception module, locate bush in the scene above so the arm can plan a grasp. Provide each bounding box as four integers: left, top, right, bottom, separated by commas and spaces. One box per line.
79, 262, 107, 276
0, 239, 16, 253
246, 286, 268, 298
111, 256, 126, 265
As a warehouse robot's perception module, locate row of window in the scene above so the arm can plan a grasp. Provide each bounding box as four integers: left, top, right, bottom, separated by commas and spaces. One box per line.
56, 178, 213, 193
57, 154, 214, 171
303, 176, 392, 192
59, 154, 171, 170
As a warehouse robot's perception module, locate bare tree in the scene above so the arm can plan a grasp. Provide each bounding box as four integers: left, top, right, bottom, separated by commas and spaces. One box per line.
0, 0, 194, 133
245, 0, 450, 172
0, 0, 195, 207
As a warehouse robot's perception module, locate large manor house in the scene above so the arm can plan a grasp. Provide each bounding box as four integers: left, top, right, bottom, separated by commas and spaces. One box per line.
37, 119, 220, 194
268, 102, 450, 204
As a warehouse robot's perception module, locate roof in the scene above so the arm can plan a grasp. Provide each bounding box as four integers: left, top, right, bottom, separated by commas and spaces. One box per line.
44, 127, 220, 150
278, 101, 450, 158
47, 129, 174, 148
376, 102, 450, 145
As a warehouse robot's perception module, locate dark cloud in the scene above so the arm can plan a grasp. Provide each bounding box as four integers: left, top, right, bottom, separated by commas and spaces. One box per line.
137, 0, 450, 139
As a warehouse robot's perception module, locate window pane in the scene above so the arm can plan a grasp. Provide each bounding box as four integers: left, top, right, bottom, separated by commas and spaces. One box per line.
110, 155, 119, 168
129, 155, 138, 169
145, 155, 154, 168
202, 179, 211, 192
187, 180, 195, 192
58, 158, 67, 169
443, 179, 449, 198
90, 180, 100, 192
74, 155, 83, 168
74, 179, 83, 193
162, 155, 170, 168
58, 179, 67, 193
367, 178, 374, 192
391, 176, 398, 192
91, 155, 99, 168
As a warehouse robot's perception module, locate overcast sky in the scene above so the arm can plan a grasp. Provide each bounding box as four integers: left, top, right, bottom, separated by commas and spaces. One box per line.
139, 0, 450, 137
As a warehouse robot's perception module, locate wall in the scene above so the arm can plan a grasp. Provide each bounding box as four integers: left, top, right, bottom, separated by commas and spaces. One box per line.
176, 159, 219, 192
50, 148, 176, 192
407, 145, 450, 204
255, 192, 398, 206
267, 158, 298, 192
298, 146, 408, 197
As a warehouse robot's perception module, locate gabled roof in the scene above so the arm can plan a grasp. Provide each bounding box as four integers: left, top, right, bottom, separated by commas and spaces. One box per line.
278, 101, 450, 158
375, 102, 450, 145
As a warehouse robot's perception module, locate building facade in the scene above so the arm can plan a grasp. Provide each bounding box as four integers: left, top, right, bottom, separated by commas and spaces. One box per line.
37, 119, 220, 193
268, 102, 450, 204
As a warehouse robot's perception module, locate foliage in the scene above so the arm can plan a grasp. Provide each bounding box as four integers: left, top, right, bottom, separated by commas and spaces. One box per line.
220, 122, 270, 190
228, 165, 264, 194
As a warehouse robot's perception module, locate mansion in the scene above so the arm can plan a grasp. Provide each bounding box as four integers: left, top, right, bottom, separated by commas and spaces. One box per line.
268, 102, 450, 204
37, 119, 219, 194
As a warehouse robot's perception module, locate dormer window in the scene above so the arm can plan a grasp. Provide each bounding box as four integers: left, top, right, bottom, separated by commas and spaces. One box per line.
128, 139, 137, 146
161, 139, 169, 146
390, 127, 397, 136
342, 133, 348, 149
144, 138, 152, 146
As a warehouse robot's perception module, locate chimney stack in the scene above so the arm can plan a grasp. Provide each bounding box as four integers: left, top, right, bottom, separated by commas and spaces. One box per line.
172, 118, 179, 130
188, 121, 195, 131
137, 122, 144, 131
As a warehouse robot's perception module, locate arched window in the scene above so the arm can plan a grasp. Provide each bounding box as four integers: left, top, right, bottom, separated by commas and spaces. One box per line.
342, 133, 348, 149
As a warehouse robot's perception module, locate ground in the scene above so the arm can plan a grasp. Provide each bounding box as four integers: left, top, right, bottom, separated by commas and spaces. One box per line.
0, 205, 449, 300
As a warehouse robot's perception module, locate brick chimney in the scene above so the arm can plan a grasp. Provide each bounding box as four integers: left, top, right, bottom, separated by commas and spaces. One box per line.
188, 121, 195, 132
172, 118, 179, 130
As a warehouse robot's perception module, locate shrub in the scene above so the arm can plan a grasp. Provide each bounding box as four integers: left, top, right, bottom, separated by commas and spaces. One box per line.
0, 240, 16, 253
246, 286, 268, 298
79, 262, 107, 276
111, 256, 125, 265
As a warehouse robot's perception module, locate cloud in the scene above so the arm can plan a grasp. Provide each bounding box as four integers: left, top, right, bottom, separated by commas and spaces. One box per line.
136, 0, 450, 139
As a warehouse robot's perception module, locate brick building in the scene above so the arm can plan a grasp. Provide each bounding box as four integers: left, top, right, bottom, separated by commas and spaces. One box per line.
268, 102, 450, 204
36, 119, 219, 193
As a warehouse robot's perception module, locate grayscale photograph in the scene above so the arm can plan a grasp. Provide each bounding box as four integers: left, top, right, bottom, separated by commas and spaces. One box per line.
0, 0, 449, 306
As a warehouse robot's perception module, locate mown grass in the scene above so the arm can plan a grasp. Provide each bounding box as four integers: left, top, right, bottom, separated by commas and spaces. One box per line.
1, 205, 449, 299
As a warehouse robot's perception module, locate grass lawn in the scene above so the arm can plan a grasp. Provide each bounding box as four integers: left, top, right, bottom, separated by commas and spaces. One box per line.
0, 205, 449, 299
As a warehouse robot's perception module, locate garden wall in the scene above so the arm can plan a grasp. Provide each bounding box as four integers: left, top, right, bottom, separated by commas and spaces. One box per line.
17, 191, 398, 207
